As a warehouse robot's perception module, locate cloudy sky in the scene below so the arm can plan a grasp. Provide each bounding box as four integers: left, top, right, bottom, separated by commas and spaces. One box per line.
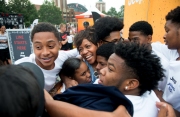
30, 0, 125, 12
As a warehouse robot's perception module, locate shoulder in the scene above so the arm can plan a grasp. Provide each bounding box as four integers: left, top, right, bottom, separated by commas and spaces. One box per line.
14, 54, 35, 64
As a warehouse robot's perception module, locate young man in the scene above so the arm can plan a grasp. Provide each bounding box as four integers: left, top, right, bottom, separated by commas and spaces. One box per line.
128, 21, 169, 91
15, 23, 79, 91
151, 6, 180, 116
0, 25, 11, 64
93, 17, 124, 45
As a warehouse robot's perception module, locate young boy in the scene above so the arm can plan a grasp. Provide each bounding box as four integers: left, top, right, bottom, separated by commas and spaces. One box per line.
15, 22, 79, 91
96, 43, 115, 74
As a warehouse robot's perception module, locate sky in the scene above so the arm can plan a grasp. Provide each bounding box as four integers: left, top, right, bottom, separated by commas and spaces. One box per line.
29, 0, 125, 12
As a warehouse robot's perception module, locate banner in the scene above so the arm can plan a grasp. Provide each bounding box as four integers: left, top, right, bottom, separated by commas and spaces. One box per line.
6, 29, 33, 64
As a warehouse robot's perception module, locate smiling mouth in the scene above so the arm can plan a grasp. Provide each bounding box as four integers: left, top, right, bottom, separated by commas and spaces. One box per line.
85, 55, 93, 61
42, 57, 53, 62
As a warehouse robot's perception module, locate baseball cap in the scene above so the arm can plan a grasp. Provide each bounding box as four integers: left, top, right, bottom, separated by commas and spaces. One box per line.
18, 62, 45, 117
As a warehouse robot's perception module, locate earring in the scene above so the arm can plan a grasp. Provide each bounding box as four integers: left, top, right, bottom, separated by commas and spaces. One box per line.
125, 86, 128, 90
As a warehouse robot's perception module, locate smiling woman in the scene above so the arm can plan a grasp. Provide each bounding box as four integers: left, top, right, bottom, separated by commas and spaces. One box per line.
74, 27, 98, 83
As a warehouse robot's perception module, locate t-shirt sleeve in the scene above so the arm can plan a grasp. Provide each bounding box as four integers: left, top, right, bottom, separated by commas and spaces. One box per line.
14, 54, 34, 64
58, 48, 79, 61
151, 42, 171, 60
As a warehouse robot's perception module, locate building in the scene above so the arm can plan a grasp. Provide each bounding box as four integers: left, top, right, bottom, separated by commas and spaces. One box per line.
67, 3, 88, 15
96, 0, 106, 12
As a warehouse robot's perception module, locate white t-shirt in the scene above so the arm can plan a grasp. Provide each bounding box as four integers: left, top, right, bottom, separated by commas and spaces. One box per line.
126, 91, 159, 117
15, 49, 79, 91
152, 49, 169, 91
0, 33, 8, 49
163, 61, 180, 112
67, 35, 73, 43
152, 42, 180, 112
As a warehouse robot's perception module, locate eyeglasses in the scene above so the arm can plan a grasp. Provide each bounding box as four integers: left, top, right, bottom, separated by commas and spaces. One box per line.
102, 37, 124, 43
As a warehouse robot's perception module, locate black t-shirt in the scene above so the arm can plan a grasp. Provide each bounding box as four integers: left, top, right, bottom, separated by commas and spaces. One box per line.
59, 32, 69, 50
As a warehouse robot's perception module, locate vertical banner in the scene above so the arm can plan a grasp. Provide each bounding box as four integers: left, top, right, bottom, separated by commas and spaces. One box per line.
6, 29, 33, 64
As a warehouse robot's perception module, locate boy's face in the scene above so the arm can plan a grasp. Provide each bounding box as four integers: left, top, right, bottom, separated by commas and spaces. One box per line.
33, 32, 61, 70
163, 20, 180, 49
128, 31, 151, 45
96, 55, 108, 74
99, 53, 128, 93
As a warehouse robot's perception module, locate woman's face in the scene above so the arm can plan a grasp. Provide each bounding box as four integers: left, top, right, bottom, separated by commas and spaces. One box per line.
78, 39, 98, 65
163, 20, 180, 49
73, 61, 91, 84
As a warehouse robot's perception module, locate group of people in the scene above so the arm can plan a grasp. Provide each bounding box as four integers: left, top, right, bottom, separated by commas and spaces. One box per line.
0, 5, 180, 117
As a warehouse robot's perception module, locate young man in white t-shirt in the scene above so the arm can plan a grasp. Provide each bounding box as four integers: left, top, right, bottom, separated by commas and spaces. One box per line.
98, 42, 164, 117
151, 6, 180, 116
15, 23, 79, 91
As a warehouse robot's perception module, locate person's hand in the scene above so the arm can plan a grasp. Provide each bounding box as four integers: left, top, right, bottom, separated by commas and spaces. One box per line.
154, 89, 166, 102
156, 102, 176, 117
60, 74, 78, 89
113, 105, 131, 117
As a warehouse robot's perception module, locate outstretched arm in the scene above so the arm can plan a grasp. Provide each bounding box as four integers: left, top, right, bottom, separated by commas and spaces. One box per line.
44, 90, 131, 117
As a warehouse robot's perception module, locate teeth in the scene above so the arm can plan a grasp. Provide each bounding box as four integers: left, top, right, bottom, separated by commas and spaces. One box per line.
86, 55, 92, 59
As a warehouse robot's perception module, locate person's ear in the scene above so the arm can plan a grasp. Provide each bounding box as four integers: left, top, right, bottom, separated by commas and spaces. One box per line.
98, 40, 103, 47
147, 35, 152, 43
124, 79, 139, 91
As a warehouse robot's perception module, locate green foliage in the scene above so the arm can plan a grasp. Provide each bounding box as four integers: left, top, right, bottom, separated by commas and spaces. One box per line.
8, 0, 38, 27
38, 0, 63, 25
106, 5, 124, 18
0, 0, 9, 13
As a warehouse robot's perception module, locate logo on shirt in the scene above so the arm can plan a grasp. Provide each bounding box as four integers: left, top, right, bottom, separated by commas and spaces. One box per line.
170, 77, 177, 84
167, 83, 175, 93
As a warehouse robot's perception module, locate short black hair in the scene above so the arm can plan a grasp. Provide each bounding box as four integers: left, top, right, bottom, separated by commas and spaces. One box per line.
93, 17, 124, 41
114, 42, 164, 95
166, 6, 180, 25
31, 22, 59, 41
96, 43, 115, 61
0, 25, 5, 28
129, 21, 153, 36
74, 27, 98, 51
0, 65, 41, 117
60, 58, 83, 78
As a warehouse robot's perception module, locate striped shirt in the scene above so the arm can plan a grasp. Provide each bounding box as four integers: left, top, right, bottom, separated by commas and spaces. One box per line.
0, 33, 8, 49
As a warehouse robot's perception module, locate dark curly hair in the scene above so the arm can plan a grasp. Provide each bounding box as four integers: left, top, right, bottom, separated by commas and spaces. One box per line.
74, 27, 98, 51
129, 21, 153, 36
93, 17, 124, 41
166, 6, 180, 25
60, 58, 83, 78
31, 22, 59, 41
114, 42, 164, 95
96, 43, 115, 61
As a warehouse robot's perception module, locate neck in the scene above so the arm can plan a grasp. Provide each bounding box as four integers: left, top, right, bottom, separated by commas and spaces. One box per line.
122, 89, 140, 96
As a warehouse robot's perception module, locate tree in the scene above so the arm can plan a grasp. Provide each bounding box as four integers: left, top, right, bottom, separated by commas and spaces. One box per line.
38, 0, 63, 25
0, 0, 9, 13
102, 10, 107, 15
118, 5, 124, 18
8, 0, 38, 27
106, 7, 118, 17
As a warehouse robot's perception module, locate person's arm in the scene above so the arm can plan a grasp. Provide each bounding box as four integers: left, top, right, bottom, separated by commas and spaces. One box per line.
61, 39, 68, 45
44, 90, 131, 117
